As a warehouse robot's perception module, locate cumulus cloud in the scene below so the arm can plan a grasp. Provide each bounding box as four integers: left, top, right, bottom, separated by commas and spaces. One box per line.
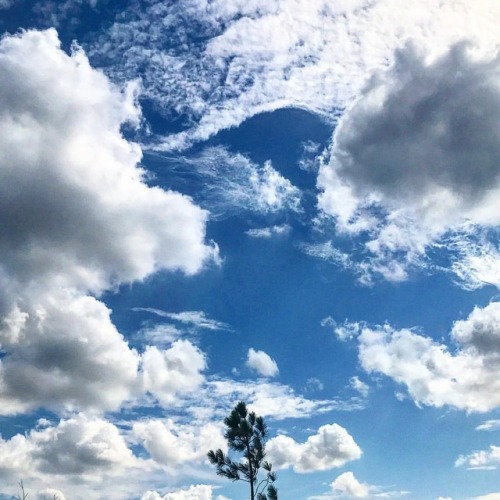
267, 423, 361, 472
0, 294, 140, 414
0, 414, 141, 481
455, 446, 500, 470
356, 302, 500, 412
141, 340, 207, 406
133, 419, 225, 472
330, 472, 370, 498
318, 41, 500, 282
0, 29, 216, 293
141, 485, 214, 500
0, 29, 216, 415
246, 348, 279, 377
309, 472, 409, 499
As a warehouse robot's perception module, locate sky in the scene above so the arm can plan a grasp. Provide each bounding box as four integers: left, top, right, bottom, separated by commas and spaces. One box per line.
0, 1, 499, 499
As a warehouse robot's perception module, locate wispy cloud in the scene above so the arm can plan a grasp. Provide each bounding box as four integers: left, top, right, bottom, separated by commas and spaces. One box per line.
133, 308, 230, 331
87, 0, 499, 149
159, 146, 301, 216
476, 420, 500, 432
246, 224, 291, 238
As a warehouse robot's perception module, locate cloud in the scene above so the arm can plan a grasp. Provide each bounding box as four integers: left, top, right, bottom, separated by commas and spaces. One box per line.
321, 316, 364, 341
246, 224, 291, 238
466, 495, 500, 500
330, 472, 370, 498
0, 414, 141, 482
246, 348, 279, 377
141, 485, 214, 500
141, 340, 207, 406
476, 420, 500, 432
36, 489, 67, 500
305, 377, 324, 392
355, 302, 500, 412
0, 29, 217, 415
87, 0, 499, 149
137, 323, 184, 346
163, 147, 301, 216
0, 294, 141, 414
184, 377, 362, 423
0, 29, 216, 293
133, 419, 225, 472
455, 446, 500, 470
317, 41, 500, 282
267, 423, 361, 472
349, 377, 369, 398
309, 472, 410, 499
0, 0, 15, 9
446, 232, 500, 290
133, 308, 230, 331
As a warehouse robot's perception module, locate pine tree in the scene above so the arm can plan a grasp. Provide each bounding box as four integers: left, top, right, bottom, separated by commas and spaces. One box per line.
207, 401, 278, 500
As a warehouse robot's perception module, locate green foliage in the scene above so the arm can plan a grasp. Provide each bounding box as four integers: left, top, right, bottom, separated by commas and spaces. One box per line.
207, 401, 278, 500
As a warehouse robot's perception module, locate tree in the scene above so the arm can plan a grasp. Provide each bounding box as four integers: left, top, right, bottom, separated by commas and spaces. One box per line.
207, 401, 278, 500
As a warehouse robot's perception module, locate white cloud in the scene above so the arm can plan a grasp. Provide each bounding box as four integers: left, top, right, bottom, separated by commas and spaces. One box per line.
133, 308, 230, 331
141, 485, 214, 500
246, 224, 291, 238
330, 472, 370, 498
455, 446, 500, 470
321, 316, 363, 341
165, 147, 301, 215
133, 419, 225, 472
185, 377, 361, 423
138, 323, 184, 346
267, 423, 361, 473
88, 0, 499, 150
310, 472, 410, 499
349, 377, 369, 398
305, 377, 324, 392
0, 294, 140, 414
317, 41, 500, 282
246, 348, 280, 377
141, 340, 207, 406
0, 414, 142, 482
0, 29, 217, 415
0, 29, 216, 293
466, 495, 500, 500
476, 420, 500, 432
36, 489, 67, 500
446, 233, 500, 290
356, 302, 500, 412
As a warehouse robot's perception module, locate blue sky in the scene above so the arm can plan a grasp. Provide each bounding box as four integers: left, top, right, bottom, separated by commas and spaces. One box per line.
0, 1, 499, 499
